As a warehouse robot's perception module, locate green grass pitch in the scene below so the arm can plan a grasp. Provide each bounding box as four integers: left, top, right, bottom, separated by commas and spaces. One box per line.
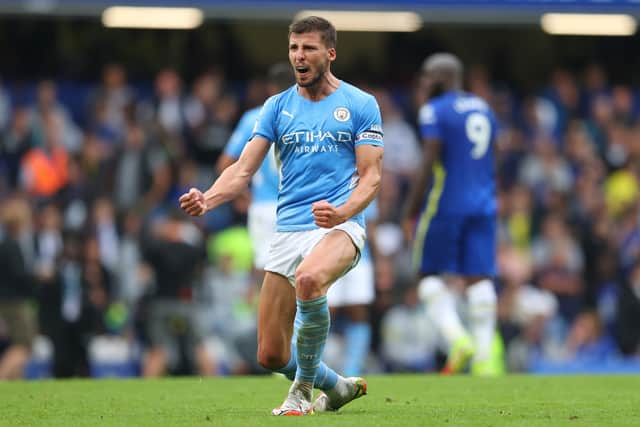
2, 374, 639, 426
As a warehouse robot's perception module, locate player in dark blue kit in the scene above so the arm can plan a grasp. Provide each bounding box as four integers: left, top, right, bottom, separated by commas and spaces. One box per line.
403, 53, 500, 376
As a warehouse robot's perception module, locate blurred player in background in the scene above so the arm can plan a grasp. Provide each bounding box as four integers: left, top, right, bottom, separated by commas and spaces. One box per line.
403, 53, 501, 376
180, 16, 383, 415
327, 200, 378, 376
216, 63, 293, 279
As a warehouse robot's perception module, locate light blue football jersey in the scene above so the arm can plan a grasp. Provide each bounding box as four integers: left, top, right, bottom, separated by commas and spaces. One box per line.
224, 106, 279, 204
253, 82, 383, 231
418, 90, 497, 216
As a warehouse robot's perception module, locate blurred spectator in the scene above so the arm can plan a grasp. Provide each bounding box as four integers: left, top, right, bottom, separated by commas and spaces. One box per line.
111, 120, 171, 214
519, 135, 573, 206
58, 156, 91, 231
116, 209, 150, 305
611, 85, 635, 126
581, 63, 608, 105
501, 185, 534, 251
563, 119, 598, 175
1, 106, 34, 189
616, 259, 640, 356
196, 91, 239, 167
82, 235, 113, 319
562, 310, 618, 363
531, 215, 584, 323
91, 198, 120, 276
242, 74, 268, 111
200, 226, 257, 375
496, 127, 528, 188
379, 286, 439, 372
373, 88, 420, 181
184, 71, 224, 138
55, 132, 113, 229
467, 63, 494, 105
139, 68, 189, 159
140, 213, 210, 377
496, 244, 558, 371
87, 63, 135, 143
19, 111, 70, 200
29, 80, 82, 154
38, 231, 110, 378
604, 120, 631, 169
542, 68, 580, 140
0, 197, 36, 379
617, 203, 640, 277
584, 93, 613, 156
33, 203, 64, 280
0, 78, 11, 131
604, 160, 639, 219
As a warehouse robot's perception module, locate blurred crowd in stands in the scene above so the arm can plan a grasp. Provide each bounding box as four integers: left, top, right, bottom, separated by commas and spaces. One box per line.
1, 60, 639, 379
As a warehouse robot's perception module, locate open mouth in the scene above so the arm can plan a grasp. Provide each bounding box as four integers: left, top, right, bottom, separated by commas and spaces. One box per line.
296, 66, 310, 76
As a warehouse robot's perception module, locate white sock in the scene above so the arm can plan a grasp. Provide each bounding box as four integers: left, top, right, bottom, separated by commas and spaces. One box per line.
467, 280, 497, 363
418, 276, 468, 348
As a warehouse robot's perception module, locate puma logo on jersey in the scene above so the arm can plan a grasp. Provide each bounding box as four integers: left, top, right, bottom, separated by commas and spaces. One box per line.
281, 110, 295, 119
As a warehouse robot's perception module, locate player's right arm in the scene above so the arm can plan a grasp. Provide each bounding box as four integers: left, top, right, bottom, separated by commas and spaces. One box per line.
179, 136, 270, 216
182, 97, 279, 217
402, 103, 442, 240
215, 153, 236, 174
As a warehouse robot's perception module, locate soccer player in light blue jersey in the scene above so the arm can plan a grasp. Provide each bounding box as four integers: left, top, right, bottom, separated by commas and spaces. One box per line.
180, 16, 383, 415
403, 53, 500, 376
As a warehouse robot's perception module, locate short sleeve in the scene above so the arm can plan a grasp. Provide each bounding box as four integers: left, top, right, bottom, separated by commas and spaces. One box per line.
252, 96, 278, 143
354, 96, 384, 147
418, 103, 442, 140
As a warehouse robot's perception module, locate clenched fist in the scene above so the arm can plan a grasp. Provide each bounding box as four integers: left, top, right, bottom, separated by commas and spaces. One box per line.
311, 200, 345, 228
179, 188, 207, 216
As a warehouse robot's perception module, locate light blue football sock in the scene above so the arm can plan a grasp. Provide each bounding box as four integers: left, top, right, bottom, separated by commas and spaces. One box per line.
275, 310, 338, 390
343, 321, 371, 376
294, 296, 331, 385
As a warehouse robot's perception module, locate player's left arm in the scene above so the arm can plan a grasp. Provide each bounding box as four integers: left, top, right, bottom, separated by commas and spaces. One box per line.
313, 95, 384, 228
313, 144, 383, 228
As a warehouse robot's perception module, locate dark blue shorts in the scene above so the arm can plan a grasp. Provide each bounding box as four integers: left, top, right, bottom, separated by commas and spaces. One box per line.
413, 213, 496, 276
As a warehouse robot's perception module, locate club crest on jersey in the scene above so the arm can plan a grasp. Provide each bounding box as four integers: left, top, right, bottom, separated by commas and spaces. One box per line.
333, 107, 350, 122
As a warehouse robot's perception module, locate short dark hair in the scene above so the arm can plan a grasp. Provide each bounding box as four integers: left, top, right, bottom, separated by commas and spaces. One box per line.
289, 16, 337, 49
267, 62, 294, 90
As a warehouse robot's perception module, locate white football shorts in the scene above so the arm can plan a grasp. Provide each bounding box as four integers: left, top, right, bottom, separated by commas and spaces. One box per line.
264, 221, 366, 287
327, 258, 375, 307
248, 202, 278, 269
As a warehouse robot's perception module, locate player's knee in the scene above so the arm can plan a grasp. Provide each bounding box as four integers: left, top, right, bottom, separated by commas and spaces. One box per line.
256, 346, 288, 370
294, 270, 323, 299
